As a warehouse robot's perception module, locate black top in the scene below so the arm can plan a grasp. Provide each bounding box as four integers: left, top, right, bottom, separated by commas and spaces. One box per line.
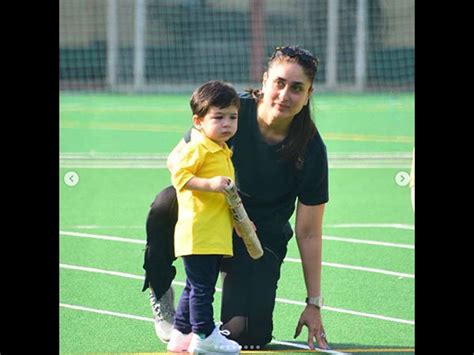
185, 91, 329, 252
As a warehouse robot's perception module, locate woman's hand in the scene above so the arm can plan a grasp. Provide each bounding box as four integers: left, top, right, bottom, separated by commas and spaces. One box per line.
294, 305, 329, 350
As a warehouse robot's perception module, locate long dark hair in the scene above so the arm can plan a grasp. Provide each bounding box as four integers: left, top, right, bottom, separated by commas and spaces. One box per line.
248, 46, 319, 169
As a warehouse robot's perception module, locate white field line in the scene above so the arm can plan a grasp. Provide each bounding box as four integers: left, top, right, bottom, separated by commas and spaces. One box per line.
327, 223, 414, 231
59, 153, 168, 169
60, 231, 413, 278
323, 236, 413, 249
60, 263, 144, 280
272, 296, 414, 325
60, 163, 168, 169
59, 152, 412, 169
60, 106, 188, 113
65, 225, 145, 230
60, 231, 144, 244
284, 259, 413, 279
64, 223, 414, 231
60, 231, 414, 278
59, 263, 414, 326
60, 303, 153, 323
58, 302, 347, 353
270, 340, 350, 354
60, 230, 413, 249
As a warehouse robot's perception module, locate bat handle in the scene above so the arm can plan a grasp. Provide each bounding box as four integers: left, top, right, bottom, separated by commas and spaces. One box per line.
224, 179, 236, 191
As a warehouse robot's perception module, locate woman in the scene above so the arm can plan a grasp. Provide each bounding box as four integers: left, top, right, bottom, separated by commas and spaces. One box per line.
143, 46, 330, 351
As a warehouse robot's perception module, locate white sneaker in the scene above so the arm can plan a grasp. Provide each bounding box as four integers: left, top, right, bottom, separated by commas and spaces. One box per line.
149, 286, 176, 343
188, 326, 241, 354
167, 328, 193, 352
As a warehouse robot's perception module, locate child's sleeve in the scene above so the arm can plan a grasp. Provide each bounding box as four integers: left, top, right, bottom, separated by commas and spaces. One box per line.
171, 144, 204, 192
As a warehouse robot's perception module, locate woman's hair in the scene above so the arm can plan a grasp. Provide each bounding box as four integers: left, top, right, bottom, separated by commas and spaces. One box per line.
247, 46, 319, 169
190, 80, 240, 117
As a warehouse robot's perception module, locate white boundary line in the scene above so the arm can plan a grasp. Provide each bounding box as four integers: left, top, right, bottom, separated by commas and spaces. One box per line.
60, 302, 153, 323
63, 225, 145, 230
59, 152, 412, 169
284, 259, 413, 279
323, 236, 413, 250
59, 231, 414, 278
327, 223, 414, 231
64, 223, 414, 231
272, 297, 414, 325
61, 223, 415, 230
59, 230, 414, 249
60, 263, 144, 280
60, 231, 144, 244
59, 302, 348, 353
270, 340, 350, 354
60, 263, 414, 326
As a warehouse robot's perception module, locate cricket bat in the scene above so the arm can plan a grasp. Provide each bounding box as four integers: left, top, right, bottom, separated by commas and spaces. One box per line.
224, 180, 264, 259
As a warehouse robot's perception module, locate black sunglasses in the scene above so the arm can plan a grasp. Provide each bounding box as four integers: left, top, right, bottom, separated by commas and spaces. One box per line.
272, 46, 318, 67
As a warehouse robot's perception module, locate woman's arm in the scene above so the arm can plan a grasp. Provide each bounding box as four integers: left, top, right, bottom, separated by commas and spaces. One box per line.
293, 201, 329, 350
166, 138, 188, 173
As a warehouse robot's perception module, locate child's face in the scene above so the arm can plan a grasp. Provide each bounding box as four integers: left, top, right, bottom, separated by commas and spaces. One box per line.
193, 105, 238, 146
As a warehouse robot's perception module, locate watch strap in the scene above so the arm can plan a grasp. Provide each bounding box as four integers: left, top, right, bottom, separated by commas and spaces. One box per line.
305, 296, 324, 308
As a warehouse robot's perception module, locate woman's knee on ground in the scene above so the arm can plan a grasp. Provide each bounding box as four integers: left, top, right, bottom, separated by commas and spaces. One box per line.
223, 316, 272, 349
222, 316, 246, 339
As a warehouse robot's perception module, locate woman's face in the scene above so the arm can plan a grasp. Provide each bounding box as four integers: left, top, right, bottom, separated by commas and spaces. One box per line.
261, 61, 313, 122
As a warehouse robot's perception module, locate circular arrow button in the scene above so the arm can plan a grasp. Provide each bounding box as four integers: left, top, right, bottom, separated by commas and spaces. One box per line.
64, 171, 79, 187
395, 171, 410, 187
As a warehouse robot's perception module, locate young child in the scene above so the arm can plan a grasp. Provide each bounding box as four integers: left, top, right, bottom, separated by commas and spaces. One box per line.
166, 80, 241, 354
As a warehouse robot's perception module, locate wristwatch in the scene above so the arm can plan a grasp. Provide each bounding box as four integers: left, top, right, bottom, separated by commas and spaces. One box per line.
305, 296, 324, 309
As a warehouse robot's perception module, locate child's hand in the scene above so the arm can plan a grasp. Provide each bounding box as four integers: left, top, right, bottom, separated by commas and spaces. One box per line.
208, 176, 231, 192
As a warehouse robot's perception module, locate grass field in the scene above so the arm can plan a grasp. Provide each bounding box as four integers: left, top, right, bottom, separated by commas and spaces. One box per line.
60, 92, 414, 354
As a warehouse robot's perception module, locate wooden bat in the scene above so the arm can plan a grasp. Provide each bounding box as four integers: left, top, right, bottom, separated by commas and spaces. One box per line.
224, 180, 264, 259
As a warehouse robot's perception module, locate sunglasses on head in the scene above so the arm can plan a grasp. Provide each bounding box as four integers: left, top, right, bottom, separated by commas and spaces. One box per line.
272, 46, 318, 67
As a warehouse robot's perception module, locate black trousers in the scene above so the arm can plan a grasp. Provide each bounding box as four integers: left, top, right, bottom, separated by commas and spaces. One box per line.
142, 185, 285, 347
141, 185, 178, 299
220, 239, 284, 347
